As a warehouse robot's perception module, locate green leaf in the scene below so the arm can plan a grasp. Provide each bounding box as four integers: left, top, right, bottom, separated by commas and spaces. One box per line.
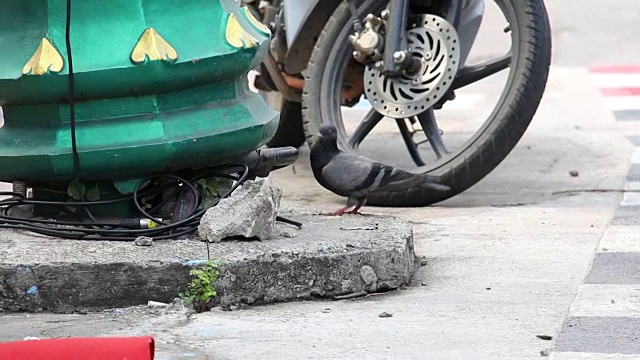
180, 260, 220, 310
67, 178, 86, 200
199, 177, 234, 209
196, 179, 208, 192
86, 184, 101, 202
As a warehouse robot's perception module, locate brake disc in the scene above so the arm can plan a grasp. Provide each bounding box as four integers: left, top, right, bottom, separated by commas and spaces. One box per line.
364, 14, 461, 118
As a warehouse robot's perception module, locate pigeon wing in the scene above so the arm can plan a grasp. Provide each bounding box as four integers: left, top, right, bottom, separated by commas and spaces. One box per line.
321, 152, 450, 196
366, 163, 427, 193
380, 166, 450, 192
350, 157, 450, 195
320, 153, 378, 196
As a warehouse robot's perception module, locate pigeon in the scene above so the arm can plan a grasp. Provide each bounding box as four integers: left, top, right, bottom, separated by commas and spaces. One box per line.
310, 124, 451, 215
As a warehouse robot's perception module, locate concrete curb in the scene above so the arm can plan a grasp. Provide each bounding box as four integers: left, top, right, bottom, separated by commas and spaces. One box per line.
0, 211, 415, 312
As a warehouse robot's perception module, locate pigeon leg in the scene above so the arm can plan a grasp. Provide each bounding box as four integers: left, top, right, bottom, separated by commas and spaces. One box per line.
333, 198, 359, 216
332, 206, 351, 216
347, 198, 367, 214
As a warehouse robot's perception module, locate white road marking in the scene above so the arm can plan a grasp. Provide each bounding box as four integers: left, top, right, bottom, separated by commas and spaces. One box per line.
621, 189, 640, 206
602, 96, 640, 111
568, 284, 640, 318
597, 225, 640, 253
551, 352, 640, 360
591, 74, 640, 89
630, 149, 640, 164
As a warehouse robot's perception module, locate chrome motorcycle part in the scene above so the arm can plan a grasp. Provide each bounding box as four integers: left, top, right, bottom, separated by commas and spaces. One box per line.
382, 0, 410, 75
349, 13, 384, 63
364, 14, 461, 118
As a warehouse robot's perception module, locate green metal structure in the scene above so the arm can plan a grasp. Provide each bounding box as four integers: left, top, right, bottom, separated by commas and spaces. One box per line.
0, 0, 278, 194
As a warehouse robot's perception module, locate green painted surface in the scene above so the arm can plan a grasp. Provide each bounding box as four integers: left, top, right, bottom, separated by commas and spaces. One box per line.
0, 0, 278, 185
0, 1, 69, 103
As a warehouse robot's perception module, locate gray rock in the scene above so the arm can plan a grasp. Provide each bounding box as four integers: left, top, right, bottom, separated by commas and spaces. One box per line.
341, 279, 356, 293
279, 228, 297, 238
360, 265, 377, 291
198, 178, 283, 242
134, 236, 153, 246
540, 349, 550, 357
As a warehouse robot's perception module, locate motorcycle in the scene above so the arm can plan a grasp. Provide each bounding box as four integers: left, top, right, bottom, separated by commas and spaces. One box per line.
245, 0, 552, 207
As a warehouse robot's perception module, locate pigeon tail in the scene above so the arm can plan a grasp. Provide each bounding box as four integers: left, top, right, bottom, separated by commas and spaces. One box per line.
420, 182, 450, 192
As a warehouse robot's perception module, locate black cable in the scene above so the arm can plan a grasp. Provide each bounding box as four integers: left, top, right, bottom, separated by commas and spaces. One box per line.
132, 174, 201, 226
0, 163, 302, 241
14, 185, 164, 206
275, 216, 302, 228
0, 164, 250, 241
64, 0, 80, 176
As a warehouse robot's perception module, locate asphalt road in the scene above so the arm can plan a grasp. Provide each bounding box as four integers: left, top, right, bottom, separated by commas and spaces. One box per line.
2, 1, 640, 359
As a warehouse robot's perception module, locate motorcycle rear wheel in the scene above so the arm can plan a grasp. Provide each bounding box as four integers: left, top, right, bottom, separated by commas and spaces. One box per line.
302, 0, 552, 207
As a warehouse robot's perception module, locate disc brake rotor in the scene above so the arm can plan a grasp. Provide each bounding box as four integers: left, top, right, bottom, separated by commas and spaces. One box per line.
364, 14, 461, 118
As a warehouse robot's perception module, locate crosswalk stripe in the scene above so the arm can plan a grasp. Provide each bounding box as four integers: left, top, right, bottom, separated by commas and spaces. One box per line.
621, 191, 640, 206
568, 284, 640, 318
551, 352, 640, 360
590, 65, 640, 73
591, 74, 640, 89
555, 66, 640, 358
629, 149, 640, 164
602, 96, 640, 111
598, 225, 640, 253
601, 88, 640, 97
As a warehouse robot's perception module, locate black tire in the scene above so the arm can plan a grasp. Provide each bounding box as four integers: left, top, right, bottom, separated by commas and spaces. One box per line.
266, 99, 307, 149
302, 0, 552, 207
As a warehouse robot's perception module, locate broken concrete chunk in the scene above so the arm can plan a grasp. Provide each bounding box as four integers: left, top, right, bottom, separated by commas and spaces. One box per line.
279, 228, 298, 238
134, 236, 153, 246
198, 178, 283, 242
360, 265, 378, 289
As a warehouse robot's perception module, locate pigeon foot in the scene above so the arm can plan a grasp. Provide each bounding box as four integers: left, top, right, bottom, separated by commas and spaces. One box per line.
332, 207, 350, 216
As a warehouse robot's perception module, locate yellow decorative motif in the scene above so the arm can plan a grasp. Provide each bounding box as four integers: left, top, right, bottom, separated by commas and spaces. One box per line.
241, 6, 270, 34
225, 13, 258, 49
131, 28, 178, 63
22, 38, 64, 76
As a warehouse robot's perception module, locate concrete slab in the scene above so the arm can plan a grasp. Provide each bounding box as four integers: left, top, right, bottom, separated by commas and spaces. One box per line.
0, 211, 415, 312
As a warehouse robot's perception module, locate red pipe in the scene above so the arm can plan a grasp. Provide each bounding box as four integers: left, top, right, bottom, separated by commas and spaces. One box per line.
0, 336, 155, 360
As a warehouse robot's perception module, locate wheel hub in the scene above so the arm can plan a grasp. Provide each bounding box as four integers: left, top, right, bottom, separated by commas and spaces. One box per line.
364, 14, 461, 118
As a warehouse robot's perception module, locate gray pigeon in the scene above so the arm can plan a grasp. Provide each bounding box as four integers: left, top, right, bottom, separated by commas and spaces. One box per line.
310, 124, 450, 215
